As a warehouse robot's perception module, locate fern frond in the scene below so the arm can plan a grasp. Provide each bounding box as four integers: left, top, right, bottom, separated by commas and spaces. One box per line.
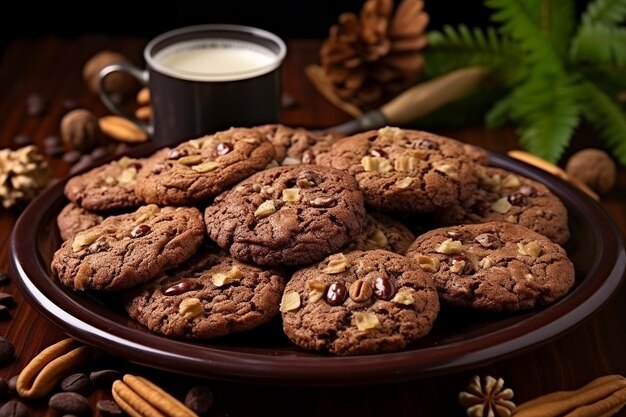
507, 75, 582, 162
579, 64, 626, 90
424, 25, 523, 82
571, 25, 626, 66
544, 0, 576, 58
580, 80, 626, 165
485, 0, 564, 73
485, 92, 515, 129
580, 0, 626, 26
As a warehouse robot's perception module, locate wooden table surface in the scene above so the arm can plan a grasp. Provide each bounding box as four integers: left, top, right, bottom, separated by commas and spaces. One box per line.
1, 36, 626, 417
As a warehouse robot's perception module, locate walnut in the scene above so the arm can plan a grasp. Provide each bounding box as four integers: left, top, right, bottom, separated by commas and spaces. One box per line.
279, 291, 301, 312
435, 238, 462, 254
178, 298, 203, 319
458, 375, 515, 417
0, 146, 50, 209
83, 50, 139, 97
322, 253, 350, 274
211, 266, 242, 287
565, 148, 616, 194
254, 200, 276, 218
352, 312, 381, 331
60, 109, 104, 152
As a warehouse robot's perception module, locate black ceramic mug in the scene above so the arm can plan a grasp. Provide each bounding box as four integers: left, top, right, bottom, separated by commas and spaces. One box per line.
98, 24, 287, 145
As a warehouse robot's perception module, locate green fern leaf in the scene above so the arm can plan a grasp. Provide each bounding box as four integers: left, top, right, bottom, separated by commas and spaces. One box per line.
485, 0, 564, 72
424, 25, 523, 82
507, 75, 582, 162
580, 80, 626, 165
485, 93, 515, 128
571, 25, 626, 66
580, 0, 626, 26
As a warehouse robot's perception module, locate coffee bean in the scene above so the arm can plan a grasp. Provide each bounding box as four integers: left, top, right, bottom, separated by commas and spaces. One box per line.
0, 401, 29, 417
26, 93, 47, 116
373, 275, 395, 300
369, 147, 387, 158
43, 135, 61, 148
61, 373, 93, 394
517, 184, 537, 197
281, 92, 298, 109
49, 392, 91, 416
418, 139, 439, 150
44, 144, 65, 157
0, 378, 8, 396
349, 279, 373, 303
0, 337, 15, 365
324, 283, 347, 306
0, 270, 10, 285
163, 280, 200, 296
96, 400, 122, 417
216, 142, 233, 156
474, 233, 501, 249
7, 375, 18, 393
13, 134, 34, 146
62, 99, 79, 112
89, 369, 121, 386
0, 305, 10, 320
90, 145, 110, 160
508, 192, 528, 206
185, 385, 214, 416
62, 150, 82, 165
70, 155, 94, 174
130, 224, 151, 238
0, 293, 15, 307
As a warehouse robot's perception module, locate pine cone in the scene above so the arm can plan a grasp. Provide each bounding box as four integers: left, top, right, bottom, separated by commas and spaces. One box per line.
319, 0, 428, 111
0, 146, 51, 209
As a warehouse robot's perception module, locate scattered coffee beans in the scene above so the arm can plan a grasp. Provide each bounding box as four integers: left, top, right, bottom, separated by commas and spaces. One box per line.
185, 385, 214, 416
0, 337, 15, 365
62, 150, 82, 165
0, 401, 29, 417
0, 305, 10, 320
60, 373, 93, 394
0, 378, 8, 396
0, 270, 10, 286
49, 392, 91, 416
89, 369, 121, 386
96, 400, 122, 417
12, 134, 34, 146
7, 376, 19, 393
26, 93, 47, 116
0, 293, 15, 307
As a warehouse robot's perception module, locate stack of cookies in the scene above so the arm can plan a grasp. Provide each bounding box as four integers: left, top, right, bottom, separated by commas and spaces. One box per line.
52, 125, 575, 356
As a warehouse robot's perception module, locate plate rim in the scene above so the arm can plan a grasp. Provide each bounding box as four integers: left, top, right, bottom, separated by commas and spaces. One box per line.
9, 149, 626, 386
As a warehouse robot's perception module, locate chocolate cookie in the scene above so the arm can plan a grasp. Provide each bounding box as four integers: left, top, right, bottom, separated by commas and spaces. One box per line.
64, 155, 151, 212
137, 127, 275, 205
57, 202, 104, 241
437, 166, 570, 244
51, 205, 205, 291
405, 222, 575, 312
280, 250, 439, 356
346, 213, 415, 254
258, 124, 341, 165
124, 246, 286, 339
316, 127, 478, 213
205, 165, 366, 266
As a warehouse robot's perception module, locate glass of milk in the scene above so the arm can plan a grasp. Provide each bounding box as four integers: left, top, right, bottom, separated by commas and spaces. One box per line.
98, 24, 287, 144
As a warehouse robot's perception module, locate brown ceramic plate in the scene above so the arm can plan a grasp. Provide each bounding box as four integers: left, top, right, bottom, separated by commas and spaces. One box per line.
9, 148, 626, 386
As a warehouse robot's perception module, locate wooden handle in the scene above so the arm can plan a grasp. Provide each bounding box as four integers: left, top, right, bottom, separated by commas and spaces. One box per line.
381, 67, 488, 125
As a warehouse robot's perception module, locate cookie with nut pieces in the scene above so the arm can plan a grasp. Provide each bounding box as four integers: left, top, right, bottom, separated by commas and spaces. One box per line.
316, 127, 478, 213
280, 249, 439, 356
56, 202, 104, 241
51, 205, 205, 291
124, 245, 286, 339
136, 127, 275, 205
405, 222, 575, 312
437, 166, 570, 244
204, 165, 366, 266
64, 149, 168, 212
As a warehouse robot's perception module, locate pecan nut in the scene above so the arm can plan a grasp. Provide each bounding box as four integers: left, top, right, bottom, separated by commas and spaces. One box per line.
112, 374, 198, 417
16, 338, 92, 398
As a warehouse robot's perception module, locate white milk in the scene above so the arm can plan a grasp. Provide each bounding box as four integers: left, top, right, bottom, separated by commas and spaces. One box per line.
153, 39, 278, 81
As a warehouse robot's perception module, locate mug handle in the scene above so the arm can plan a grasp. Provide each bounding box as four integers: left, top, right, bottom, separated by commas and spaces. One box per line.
98, 63, 154, 136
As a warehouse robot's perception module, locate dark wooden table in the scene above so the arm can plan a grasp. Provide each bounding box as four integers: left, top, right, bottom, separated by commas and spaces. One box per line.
1, 36, 625, 417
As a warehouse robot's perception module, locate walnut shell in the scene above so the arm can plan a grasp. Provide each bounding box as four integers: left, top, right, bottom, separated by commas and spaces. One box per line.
60, 109, 104, 152
565, 148, 616, 194
82, 51, 139, 97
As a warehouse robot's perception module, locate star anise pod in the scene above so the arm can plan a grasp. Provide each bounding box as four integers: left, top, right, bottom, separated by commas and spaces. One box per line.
459, 375, 516, 417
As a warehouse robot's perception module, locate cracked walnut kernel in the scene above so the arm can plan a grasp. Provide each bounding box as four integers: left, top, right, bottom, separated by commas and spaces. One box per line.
517, 242, 541, 258
415, 255, 441, 273
280, 291, 301, 312
179, 298, 203, 319
353, 312, 381, 331
435, 238, 462, 254
211, 266, 242, 287
322, 253, 350, 274
459, 375, 515, 417
254, 200, 276, 218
